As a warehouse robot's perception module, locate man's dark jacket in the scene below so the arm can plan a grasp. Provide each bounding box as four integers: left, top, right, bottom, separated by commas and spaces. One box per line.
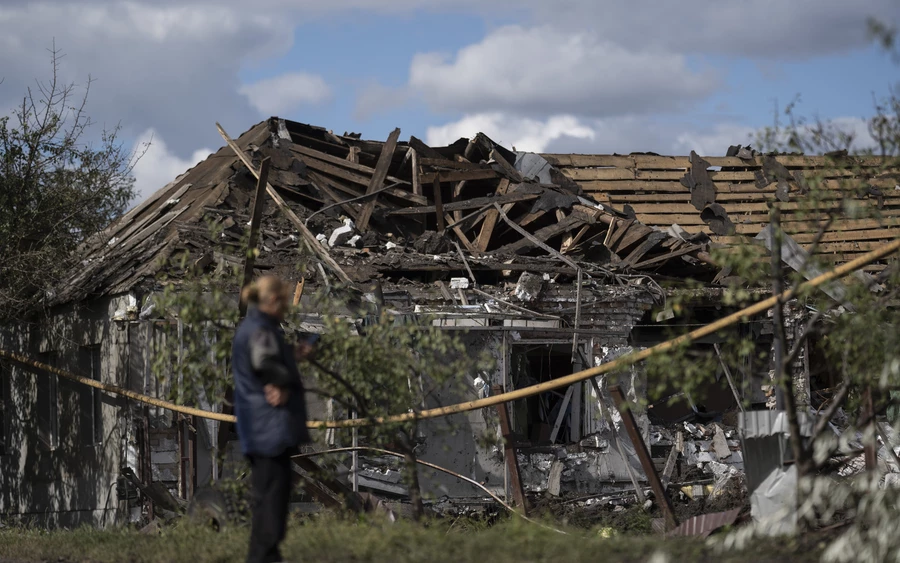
232, 306, 311, 457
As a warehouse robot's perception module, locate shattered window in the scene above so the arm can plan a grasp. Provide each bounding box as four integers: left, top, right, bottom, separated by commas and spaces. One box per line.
36, 351, 59, 450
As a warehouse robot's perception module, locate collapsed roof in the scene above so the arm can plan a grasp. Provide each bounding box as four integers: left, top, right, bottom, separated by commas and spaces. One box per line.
53, 118, 900, 307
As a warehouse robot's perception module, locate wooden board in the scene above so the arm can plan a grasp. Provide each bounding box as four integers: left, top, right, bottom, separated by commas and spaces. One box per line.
541, 153, 892, 169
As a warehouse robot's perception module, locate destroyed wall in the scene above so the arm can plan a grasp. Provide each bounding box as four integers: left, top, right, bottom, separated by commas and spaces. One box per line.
0, 295, 138, 528
0, 292, 224, 527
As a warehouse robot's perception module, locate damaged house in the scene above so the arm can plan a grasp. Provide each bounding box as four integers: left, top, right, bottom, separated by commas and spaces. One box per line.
0, 117, 897, 527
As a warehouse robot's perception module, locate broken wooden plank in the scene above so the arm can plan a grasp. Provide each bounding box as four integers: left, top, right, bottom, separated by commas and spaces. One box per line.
447, 213, 478, 253
489, 149, 525, 183
410, 148, 422, 196
356, 128, 402, 232
475, 179, 512, 252
216, 123, 353, 285
492, 384, 528, 514
622, 232, 668, 266
614, 223, 656, 252
549, 385, 575, 443
608, 385, 678, 531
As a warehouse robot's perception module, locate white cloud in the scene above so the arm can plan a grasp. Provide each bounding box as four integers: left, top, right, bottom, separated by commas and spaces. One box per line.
426, 113, 595, 152
130, 129, 213, 203
521, 0, 900, 59
239, 72, 332, 116
409, 25, 718, 118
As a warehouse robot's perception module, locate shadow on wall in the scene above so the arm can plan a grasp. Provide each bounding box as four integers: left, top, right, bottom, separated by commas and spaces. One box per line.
0, 301, 130, 529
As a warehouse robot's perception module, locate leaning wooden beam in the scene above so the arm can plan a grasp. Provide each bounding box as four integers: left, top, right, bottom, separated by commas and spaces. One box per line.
239, 156, 271, 317
608, 385, 678, 531
476, 179, 512, 252
492, 384, 528, 514
218, 157, 272, 477
357, 128, 401, 231
216, 123, 353, 285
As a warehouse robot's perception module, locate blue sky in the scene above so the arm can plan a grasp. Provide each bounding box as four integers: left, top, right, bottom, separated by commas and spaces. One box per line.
0, 0, 897, 202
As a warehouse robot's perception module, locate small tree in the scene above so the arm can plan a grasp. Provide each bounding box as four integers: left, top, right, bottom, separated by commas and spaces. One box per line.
298, 288, 494, 520
0, 46, 139, 321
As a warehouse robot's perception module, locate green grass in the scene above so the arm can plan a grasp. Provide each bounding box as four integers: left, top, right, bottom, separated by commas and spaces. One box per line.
0, 514, 825, 563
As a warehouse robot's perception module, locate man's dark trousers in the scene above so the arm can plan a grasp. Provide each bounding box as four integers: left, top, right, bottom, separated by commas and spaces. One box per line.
247, 452, 292, 563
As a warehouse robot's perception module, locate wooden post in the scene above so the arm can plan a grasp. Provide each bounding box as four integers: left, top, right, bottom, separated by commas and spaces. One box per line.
239, 156, 271, 317
216, 157, 272, 475
608, 385, 678, 531
492, 384, 527, 514
356, 128, 401, 231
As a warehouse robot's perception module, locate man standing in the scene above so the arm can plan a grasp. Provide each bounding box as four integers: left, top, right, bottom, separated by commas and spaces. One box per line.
232, 275, 315, 563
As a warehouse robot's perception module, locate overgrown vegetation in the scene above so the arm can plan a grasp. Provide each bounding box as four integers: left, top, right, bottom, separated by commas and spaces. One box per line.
0, 516, 826, 563
0, 47, 139, 321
